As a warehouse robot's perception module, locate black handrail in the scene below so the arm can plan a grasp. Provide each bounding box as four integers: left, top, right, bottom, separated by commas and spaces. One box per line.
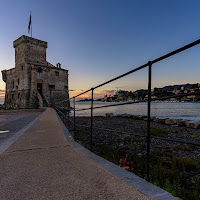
55, 107, 200, 147
73, 91, 200, 111
54, 38, 200, 182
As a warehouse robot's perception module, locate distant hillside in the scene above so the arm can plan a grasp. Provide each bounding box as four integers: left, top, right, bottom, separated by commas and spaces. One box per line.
155, 83, 196, 92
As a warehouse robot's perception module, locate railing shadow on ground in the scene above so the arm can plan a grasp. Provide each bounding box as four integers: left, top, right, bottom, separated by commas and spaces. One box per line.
53, 39, 200, 200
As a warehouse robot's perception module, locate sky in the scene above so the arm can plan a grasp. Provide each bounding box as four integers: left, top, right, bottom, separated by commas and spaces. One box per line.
0, 0, 200, 100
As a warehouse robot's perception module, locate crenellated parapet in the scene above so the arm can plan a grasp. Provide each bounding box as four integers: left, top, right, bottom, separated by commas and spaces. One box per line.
13, 35, 47, 48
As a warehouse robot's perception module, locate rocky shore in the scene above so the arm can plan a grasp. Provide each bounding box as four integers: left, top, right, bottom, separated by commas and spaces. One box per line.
71, 114, 200, 160
112, 113, 200, 129
66, 113, 200, 200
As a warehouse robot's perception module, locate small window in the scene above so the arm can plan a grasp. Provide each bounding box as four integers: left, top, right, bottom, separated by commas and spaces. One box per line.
12, 94, 14, 99
55, 71, 59, 76
18, 79, 20, 85
37, 67, 43, 73
49, 85, 55, 89
13, 81, 14, 88
18, 93, 20, 99
21, 66, 23, 70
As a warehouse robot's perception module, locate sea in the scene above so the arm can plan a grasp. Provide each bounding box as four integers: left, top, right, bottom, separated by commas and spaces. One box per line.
74, 102, 200, 122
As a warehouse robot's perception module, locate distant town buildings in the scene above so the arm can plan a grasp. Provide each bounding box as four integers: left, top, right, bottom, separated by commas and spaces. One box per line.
102, 83, 200, 102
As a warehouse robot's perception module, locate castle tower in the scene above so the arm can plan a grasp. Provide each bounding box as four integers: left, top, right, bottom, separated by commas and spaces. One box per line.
13, 35, 47, 68
2, 35, 69, 109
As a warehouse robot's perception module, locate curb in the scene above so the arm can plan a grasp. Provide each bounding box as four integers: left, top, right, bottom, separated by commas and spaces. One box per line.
55, 111, 181, 200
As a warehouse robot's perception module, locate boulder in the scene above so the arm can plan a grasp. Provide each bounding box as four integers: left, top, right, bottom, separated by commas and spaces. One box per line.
106, 113, 114, 117
121, 113, 133, 118
150, 117, 157, 122
165, 119, 177, 125
156, 118, 167, 124
143, 117, 157, 121
177, 120, 187, 127
185, 122, 200, 129
132, 115, 140, 120
138, 115, 147, 120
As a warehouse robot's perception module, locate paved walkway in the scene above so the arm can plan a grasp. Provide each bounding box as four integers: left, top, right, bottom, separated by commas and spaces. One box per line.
0, 108, 151, 200
0, 110, 42, 148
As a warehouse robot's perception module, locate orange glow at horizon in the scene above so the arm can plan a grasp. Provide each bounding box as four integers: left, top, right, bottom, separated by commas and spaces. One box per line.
69, 89, 116, 99
0, 91, 5, 97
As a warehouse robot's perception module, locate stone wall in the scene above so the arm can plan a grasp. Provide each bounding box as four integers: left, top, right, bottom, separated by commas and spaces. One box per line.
3, 63, 32, 108
30, 65, 69, 106
4, 89, 30, 109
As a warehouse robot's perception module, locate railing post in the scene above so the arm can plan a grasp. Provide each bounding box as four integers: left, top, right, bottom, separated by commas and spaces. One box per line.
146, 61, 152, 182
64, 105, 66, 125
90, 88, 94, 151
73, 97, 76, 132
62, 101, 65, 123
68, 106, 70, 129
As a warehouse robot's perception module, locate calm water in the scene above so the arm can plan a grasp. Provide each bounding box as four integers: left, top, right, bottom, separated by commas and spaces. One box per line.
74, 102, 200, 122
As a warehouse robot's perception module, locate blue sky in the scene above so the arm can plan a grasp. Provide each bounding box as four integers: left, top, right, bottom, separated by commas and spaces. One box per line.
0, 0, 200, 98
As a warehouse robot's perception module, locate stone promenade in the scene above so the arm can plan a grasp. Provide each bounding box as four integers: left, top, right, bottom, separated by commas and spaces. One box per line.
0, 108, 152, 200
0, 109, 42, 150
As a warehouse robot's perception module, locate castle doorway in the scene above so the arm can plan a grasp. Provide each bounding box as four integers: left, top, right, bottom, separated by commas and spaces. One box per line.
37, 83, 43, 94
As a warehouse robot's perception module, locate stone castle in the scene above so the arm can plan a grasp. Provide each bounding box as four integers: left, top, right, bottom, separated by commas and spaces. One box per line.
2, 35, 69, 109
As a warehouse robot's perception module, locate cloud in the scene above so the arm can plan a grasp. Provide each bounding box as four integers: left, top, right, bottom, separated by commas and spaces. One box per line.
93, 90, 116, 99
0, 91, 5, 97
99, 90, 115, 94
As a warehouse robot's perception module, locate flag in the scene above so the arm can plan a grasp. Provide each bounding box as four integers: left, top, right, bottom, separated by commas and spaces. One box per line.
28, 13, 31, 34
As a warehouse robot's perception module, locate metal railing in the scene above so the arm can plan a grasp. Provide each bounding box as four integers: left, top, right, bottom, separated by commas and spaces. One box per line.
54, 38, 200, 182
